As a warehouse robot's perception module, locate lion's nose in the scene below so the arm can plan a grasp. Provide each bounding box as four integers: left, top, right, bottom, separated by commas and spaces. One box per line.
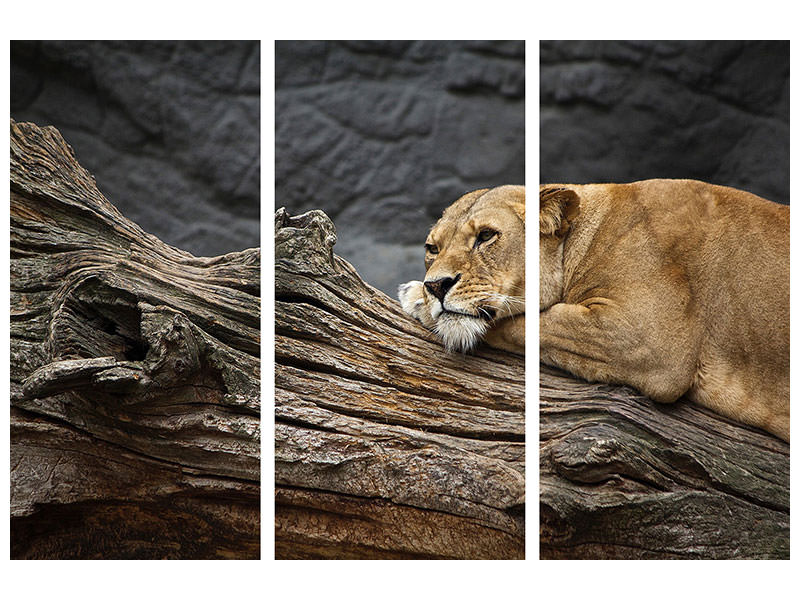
424, 274, 461, 302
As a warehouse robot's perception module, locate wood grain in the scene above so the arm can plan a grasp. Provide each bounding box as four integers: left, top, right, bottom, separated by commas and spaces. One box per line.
10, 120, 260, 559
540, 365, 789, 559
275, 208, 526, 559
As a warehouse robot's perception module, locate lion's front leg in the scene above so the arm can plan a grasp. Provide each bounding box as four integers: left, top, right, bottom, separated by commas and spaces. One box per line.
398, 280, 436, 328
540, 302, 689, 403
484, 316, 525, 354
540, 303, 616, 381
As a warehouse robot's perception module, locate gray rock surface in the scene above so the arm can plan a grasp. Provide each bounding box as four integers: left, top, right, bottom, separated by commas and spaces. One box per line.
275, 41, 525, 296
541, 40, 789, 205
11, 40, 260, 257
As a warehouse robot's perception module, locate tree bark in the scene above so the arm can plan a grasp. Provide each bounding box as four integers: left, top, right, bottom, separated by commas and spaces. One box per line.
10, 120, 260, 559
540, 365, 789, 559
275, 209, 526, 559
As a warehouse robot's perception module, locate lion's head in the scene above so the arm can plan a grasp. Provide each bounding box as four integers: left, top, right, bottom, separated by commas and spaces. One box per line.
420, 185, 525, 352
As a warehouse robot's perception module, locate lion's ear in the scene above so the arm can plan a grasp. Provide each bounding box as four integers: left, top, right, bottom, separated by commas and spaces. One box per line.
539, 186, 580, 236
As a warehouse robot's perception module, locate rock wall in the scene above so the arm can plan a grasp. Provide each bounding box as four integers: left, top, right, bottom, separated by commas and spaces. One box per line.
541, 40, 789, 205
16, 41, 781, 294
10, 40, 260, 257
275, 40, 525, 296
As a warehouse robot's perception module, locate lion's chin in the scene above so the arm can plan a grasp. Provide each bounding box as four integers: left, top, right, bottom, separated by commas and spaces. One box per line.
433, 313, 488, 353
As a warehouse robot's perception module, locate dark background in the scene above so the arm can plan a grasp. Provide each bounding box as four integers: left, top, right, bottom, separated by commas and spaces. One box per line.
540, 40, 789, 205
275, 40, 525, 296
11, 40, 260, 257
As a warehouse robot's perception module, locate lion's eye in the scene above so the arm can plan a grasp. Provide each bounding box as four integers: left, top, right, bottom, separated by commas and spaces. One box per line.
425, 243, 439, 255
474, 229, 497, 247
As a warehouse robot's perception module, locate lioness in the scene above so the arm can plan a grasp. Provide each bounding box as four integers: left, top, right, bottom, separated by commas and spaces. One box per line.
540, 179, 789, 441
399, 185, 525, 354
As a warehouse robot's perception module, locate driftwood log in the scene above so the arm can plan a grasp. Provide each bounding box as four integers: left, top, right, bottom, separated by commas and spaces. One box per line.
275, 209, 526, 559
10, 120, 260, 559
540, 365, 789, 559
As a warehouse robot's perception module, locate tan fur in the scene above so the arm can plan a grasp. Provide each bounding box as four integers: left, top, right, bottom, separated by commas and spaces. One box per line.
399, 185, 525, 354
539, 179, 789, 441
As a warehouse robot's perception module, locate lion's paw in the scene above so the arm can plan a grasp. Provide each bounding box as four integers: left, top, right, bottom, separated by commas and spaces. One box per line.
398, 280, 425, 314
398, 280, 434, 327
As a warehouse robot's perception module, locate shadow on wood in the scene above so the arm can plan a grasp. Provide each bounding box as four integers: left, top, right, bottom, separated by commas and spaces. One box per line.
540, 365, 789, 559
10, 120, 260, 559
275, 208, 526, 559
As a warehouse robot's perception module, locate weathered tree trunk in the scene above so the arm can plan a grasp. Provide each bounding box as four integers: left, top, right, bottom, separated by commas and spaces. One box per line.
540, 365, 789, 559
275, 209, 525, 559
10, 120, 260, 559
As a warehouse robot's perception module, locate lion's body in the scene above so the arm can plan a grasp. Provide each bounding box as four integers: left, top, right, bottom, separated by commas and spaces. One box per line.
540, 179, 789, 441
399, 185, 525, 354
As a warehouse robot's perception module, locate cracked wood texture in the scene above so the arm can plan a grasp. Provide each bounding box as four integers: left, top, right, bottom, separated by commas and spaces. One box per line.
540, 365, 789, 559
275, 208, 525, 559
10, 120, 260, 559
